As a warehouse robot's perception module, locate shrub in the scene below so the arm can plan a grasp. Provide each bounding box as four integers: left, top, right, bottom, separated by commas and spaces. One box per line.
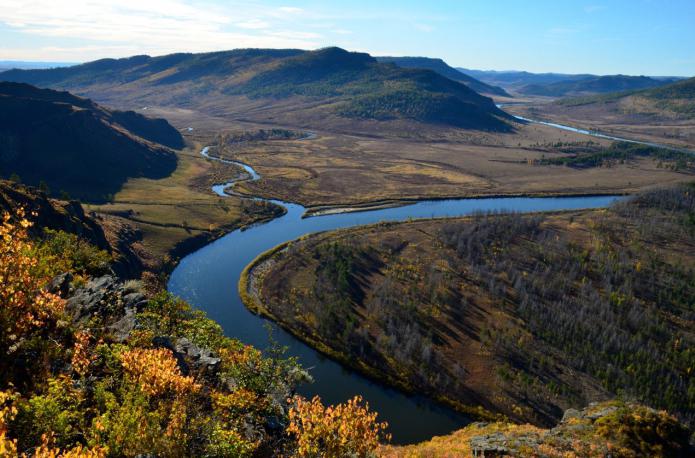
287, 395, 389, 457
0, 209, 65, 357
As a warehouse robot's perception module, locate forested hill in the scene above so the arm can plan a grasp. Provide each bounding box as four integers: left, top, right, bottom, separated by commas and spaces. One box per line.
519, 74, 678, 97
0, 82, 180, 202
376, 56, 510, 97
558, 76, 695, 119
1, 47, 513, 131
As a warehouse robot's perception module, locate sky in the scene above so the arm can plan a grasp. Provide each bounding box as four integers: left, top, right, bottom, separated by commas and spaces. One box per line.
0, 0, 694, 76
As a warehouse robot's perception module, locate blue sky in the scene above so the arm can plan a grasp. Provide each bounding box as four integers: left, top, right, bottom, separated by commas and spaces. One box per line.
1, 0, 694, 75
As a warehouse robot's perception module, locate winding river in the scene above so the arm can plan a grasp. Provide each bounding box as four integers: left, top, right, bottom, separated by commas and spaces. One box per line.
169, 117, 630, 443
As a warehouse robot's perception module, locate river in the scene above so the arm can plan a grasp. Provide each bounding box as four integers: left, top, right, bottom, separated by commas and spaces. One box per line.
169, 117, 626, 444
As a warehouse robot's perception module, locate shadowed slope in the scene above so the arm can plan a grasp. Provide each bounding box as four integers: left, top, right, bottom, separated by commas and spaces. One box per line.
0, 82, 179, 202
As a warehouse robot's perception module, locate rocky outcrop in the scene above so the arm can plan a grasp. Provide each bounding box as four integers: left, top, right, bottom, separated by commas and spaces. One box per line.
383, 401, 693, 457
0, 181, 109, 248
52, 274, 148, 341
153, 336, 221, 378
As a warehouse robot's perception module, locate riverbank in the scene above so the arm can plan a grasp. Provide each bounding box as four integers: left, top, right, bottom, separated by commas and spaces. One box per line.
239, 188, 695, 430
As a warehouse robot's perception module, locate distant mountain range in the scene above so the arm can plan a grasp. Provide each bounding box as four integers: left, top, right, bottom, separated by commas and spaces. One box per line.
0, 60, 77, 73
456, 68, 593, 91
457, 68, 685, 96
0, 82, 180, 202
0, 47, 512, 131
518, 75, 681, 97
376, 56, 510, 97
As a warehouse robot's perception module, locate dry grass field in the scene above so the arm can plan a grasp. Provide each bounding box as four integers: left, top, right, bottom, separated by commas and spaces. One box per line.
85, 136, 281, 263
212, 119, 692, 209
506, 98, 695, 150
87, 100, 694, 262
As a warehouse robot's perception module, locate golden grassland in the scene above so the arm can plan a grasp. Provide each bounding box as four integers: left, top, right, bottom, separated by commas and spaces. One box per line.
214, 120, 692, 209
506, 99, 695, 150
85, 140, 279, 263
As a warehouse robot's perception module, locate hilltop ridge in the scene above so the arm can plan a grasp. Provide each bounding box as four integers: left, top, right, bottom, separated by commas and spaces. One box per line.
1, 47, 513, 131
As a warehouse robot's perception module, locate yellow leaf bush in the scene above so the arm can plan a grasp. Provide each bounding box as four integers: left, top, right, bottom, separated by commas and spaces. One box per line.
288, 395, 390, 457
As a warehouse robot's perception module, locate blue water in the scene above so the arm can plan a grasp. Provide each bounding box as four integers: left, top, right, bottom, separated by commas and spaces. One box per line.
169, 150, 621, 442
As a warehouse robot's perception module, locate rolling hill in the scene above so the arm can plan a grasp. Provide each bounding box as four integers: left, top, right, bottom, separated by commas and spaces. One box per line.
456, 68, 593, 91
376, 56, 510, 97
557, 76, 695, 118
519, 74, 678, 97
0, 47, 512, 131
0, 82, 180, 202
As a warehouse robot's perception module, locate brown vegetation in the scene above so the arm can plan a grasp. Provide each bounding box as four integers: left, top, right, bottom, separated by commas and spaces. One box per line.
245, 184, 695, 428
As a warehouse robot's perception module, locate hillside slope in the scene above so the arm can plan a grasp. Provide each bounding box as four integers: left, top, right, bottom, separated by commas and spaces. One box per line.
243, 184, 695, 428
0, 180, 146, 277
377, 56, 510, 97
0, 48, 512, 131
520, 74, 677, 97
0, 82, 180, 202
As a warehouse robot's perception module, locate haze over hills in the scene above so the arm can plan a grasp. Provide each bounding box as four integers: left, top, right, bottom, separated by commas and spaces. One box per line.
457, 68, 594, 91
0, 82, 180, 202
519, 74, 680, 97
555, 76, 695, 118
0, 47, 513, 131
376, 56, 510, 97
458, 68, 684, 95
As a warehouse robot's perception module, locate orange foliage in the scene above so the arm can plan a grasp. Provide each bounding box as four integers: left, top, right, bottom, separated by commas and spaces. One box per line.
120, 348, 200, 396
288, 395, 390, 457
31, 433, 107, 458
0, 209, 65, 352
0, 390, 19, 457
70, 331, 94, 378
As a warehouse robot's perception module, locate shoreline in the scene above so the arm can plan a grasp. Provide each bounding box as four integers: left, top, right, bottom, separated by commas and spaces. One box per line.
236, 208, 611, 427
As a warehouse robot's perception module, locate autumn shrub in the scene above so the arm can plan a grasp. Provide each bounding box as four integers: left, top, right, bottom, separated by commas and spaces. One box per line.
88, 347, 203, 456
0, 209, 65, 371
36, 228, 111, 278
0, 390, 19, 457
138, 292, 227, 350
594, 404, 691, 457
287, 395, 390, 457
14, 376, 86, 452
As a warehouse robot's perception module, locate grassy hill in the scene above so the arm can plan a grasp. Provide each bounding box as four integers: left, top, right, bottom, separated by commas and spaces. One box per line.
520, 74, 677, 97
0, 47, 512, 131
558, 76, 695, 118
0, 82, 180, 202
377, 56, 510, 97
243, 183, 695, 429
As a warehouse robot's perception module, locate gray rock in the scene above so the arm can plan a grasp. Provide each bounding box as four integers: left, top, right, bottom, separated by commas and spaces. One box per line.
123, 292, 146, 308
561, 408, 581, 423
47, 272, 73, 296
152, 336, 221, 376
175, 337, 221, 373
108, 308, 137, 342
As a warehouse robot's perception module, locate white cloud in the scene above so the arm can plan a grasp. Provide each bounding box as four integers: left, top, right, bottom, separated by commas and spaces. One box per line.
0, 0, 322, 61
278, 6, 303, 14
235, 19, 270, 30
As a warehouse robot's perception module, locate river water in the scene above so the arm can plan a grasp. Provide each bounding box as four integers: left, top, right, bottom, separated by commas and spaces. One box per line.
169, 119, 626, 443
